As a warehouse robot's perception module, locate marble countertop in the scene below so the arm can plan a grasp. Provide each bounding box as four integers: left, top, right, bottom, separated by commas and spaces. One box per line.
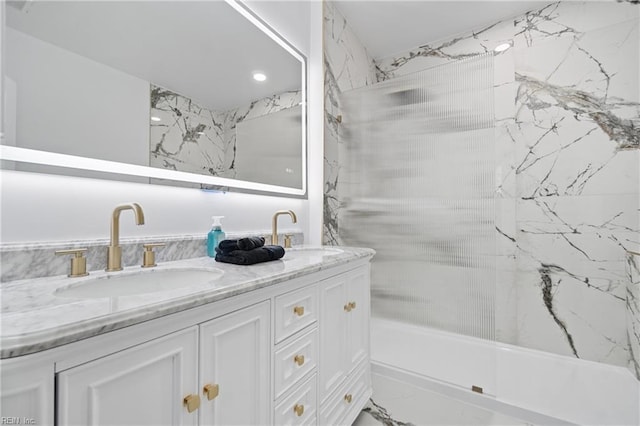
1, 246, 374, 359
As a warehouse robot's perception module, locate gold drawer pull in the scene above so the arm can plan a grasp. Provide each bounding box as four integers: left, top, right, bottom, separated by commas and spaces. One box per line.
203, 383, 219, 400
344, 303, 352, 312
349, 301, 357, 310
344, 394, 353, 404
183, 394, 201, 413
293, 404, 304, 417
294, 354, 305, 366
293, 306, 304, 316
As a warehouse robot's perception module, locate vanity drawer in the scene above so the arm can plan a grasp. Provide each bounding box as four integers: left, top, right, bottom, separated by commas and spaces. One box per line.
274, 327, 318, 398
274, 374, 317, 426
319, 361, 371, 426
275, 285, 318, 343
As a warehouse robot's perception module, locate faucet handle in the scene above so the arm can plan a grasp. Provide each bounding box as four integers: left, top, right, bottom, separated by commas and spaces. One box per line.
55, 248, 89, 278
284, 234, 293, 249
142, 243, 165, 268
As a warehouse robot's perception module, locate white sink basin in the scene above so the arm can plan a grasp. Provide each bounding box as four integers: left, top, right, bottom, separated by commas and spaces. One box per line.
54, 267, 224, 299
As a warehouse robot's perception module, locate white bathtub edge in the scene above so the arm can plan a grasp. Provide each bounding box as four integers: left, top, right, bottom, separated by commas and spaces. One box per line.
371, 317, 640, 425
371, 361, 578, 426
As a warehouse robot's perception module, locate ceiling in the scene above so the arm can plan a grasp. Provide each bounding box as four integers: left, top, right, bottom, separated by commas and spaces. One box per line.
6, 0, 551, 110
334, 1, 550, 59
6, 1, 302, 111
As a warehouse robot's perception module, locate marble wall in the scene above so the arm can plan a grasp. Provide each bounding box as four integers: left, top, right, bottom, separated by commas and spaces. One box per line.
322, 2, 376, 245
150, 84, 301, 183
628, 252, 640, 378
0, 231, 305, 283
324, 1, 639, 373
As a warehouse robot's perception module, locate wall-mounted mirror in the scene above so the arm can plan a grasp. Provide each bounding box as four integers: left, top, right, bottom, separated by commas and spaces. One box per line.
1, 0, 307, 196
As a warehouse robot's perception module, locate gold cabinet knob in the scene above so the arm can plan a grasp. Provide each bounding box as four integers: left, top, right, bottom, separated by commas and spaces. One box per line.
293, 306, 304, 316
293, 404, 304, 417
183, 394, 201, 413
142, 243, 165, 268
293, 354, 305, 366
55, 248, 89, 277
349, 301, 357, 310
344, 303, 352, 312
344, 394, 353, 404
203, 383, 219, 401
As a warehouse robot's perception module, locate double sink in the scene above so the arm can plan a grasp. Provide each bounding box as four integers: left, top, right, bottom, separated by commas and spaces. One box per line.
52, 204, 343, 300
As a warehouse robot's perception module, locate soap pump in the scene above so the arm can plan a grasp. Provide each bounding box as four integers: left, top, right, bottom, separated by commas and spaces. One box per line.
207, 216, 225, 257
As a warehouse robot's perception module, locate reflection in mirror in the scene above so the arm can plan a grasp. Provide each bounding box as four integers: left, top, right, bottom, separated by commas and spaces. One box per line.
150, 85, 302, 188
1, 0, 306, 195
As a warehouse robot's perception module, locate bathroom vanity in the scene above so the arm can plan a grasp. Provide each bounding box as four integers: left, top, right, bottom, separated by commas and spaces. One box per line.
1, 247, 374, 426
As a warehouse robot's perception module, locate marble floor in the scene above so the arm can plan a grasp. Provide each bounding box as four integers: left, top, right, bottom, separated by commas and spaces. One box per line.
353, 373, 533, 426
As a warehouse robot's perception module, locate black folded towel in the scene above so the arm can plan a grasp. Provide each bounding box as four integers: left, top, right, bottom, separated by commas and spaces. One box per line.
216, 236, 265, 254
215, 245, 285, 265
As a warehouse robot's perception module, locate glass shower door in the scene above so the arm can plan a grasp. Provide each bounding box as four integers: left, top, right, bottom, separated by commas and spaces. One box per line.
341, 53, 497, 394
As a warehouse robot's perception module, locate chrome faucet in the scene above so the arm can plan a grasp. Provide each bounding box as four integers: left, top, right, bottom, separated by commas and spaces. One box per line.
271, 210, 297, 245
107, 203, 145, 271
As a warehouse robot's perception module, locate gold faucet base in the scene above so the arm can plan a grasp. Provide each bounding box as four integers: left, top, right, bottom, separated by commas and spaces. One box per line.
106, 246, 123, 272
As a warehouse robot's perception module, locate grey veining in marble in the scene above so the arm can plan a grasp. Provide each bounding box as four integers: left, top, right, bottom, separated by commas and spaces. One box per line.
360, 399, 415, 426
0, 231, 303, 283
627, 250, 640, 378
323, 2, 376, 246
324, 0, 639, 372
150, 84, 301, 184
0, 246, 373, 358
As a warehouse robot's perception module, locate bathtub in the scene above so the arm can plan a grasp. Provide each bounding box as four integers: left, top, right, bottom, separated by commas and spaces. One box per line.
370, 318, 640, 426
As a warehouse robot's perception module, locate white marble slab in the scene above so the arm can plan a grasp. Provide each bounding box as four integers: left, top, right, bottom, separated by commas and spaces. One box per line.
0, 246, 374, 358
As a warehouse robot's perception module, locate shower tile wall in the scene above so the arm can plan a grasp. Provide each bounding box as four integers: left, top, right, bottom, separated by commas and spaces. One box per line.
323, 2, 376, 244
150, 84, 301, 181
628, 252, 640, 378
324, 1, 640, 373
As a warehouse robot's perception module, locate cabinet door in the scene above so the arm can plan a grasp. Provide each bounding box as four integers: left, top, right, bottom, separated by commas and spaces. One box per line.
199, 301, 270, 426
345, 267, 370, 372
58, 327, 199, 426
319, 275, 348, 401
1, 358, 54, 426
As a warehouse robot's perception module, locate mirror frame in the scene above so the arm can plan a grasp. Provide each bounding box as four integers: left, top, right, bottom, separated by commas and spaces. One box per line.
0, 0, 308, 197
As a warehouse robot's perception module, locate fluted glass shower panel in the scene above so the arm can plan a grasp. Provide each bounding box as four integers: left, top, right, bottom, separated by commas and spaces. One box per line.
341, 54, 496, 340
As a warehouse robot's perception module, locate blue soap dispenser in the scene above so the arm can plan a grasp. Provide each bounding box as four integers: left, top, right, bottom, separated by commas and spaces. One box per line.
207, 216, 225, 257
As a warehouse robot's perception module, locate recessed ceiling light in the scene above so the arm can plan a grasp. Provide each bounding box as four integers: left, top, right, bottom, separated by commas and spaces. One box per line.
253, 73, 267, 82
494, 42, 512, 53
150, 116, 162, 122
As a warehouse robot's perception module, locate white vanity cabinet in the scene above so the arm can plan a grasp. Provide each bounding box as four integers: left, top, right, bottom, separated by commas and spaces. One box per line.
198, 301, 270, 425
57, 327, 200, 426
0, 354, 55, 426
319, 266, 371, 424
272, 285, 320, 425
57, 302, 270, 426
0, 257, 372, 426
